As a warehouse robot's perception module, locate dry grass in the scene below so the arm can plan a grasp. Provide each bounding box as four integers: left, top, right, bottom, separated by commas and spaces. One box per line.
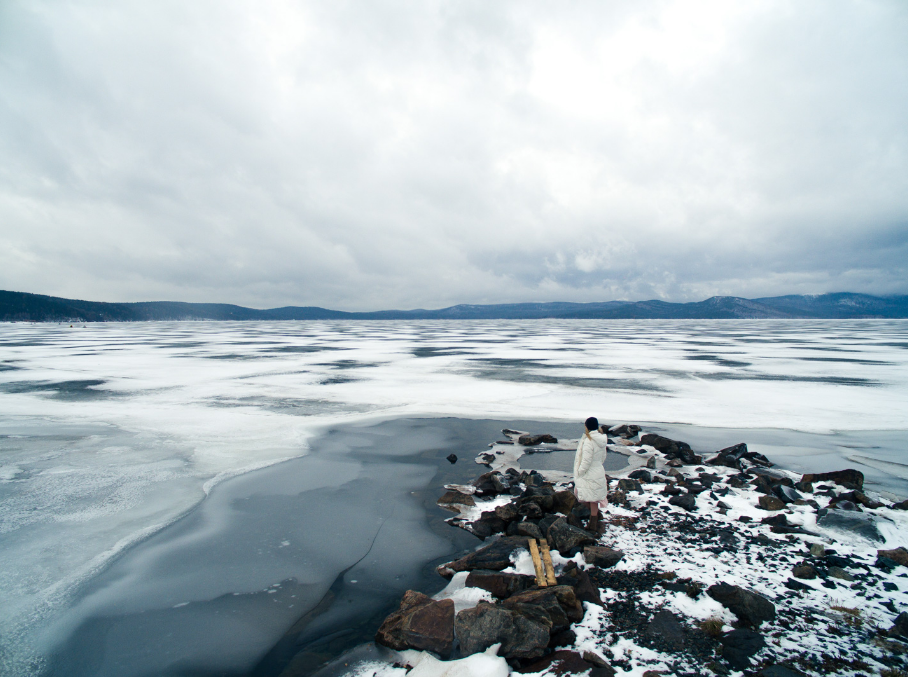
699, 618, 725, 637
830, 605, 864, 628
831, 605, 861, 616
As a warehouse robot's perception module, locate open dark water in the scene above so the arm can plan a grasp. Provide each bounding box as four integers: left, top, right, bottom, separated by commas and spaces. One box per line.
42, 418, 587, 677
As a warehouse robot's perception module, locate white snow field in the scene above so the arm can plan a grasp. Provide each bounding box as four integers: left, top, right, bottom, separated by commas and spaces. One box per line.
1, 319, 906, 675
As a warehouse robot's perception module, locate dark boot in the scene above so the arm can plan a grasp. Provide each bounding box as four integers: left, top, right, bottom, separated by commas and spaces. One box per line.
588, 514, 599, 533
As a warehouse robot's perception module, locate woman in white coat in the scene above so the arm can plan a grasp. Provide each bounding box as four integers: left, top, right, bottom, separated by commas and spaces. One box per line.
573, 416, 609, 532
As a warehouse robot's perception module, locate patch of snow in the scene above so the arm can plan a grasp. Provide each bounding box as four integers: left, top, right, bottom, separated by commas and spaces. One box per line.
432, 572, 493, 613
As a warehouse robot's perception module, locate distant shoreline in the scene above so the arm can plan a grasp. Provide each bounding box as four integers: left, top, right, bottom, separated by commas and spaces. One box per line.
3, 289, 908, 322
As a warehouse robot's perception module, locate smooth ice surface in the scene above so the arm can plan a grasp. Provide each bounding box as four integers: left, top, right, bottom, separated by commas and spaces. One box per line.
40, 420, 459, 676
1, 319, 907, 674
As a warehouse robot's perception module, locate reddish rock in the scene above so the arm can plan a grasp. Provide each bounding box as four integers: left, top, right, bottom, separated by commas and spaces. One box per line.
583, 546, 624, 568
792, 564, 817, 579
800, 469, 864, 490
503, 585, 584, 627
758, 495, 785, 511
547, 517, 597, 555
437, 490, 475, 512
375, 590, 455, 657
455, 601, 550, 659
878, 547, 908, 567
518, 433, 558, 446
465, 570, 534, 598
552, 490, 577, 515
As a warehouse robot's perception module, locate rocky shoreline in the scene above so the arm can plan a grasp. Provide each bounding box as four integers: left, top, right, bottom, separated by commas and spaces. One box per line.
340, 425, 908, 677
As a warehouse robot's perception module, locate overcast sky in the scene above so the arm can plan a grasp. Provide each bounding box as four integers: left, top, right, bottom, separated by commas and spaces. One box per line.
1, 1, 907, 310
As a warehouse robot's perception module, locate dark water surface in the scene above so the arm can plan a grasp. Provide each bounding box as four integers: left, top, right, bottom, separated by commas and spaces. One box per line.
44, 418, 584, 677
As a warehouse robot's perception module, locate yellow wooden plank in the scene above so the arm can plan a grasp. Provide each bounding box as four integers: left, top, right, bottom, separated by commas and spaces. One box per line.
539, 539, 557, 586
528, 539, 547, 587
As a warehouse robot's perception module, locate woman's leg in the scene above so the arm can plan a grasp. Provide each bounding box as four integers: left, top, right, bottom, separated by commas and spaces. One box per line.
587, 501, 599, 532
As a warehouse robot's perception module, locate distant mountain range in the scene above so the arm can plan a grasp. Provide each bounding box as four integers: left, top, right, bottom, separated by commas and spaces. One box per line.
2, 289, 908, 322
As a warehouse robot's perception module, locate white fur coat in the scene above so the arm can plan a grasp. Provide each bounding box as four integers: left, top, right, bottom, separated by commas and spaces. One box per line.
573, 430, 609, 502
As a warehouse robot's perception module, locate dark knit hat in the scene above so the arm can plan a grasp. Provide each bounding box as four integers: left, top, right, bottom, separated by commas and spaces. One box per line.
584, 416, 599, 432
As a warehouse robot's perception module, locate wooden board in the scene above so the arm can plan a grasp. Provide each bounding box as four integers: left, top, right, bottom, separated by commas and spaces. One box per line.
528, 539, 547, 587
539, 539, 557, 586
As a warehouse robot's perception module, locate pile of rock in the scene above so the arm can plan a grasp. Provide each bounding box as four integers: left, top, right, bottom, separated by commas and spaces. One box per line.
443, 468, 601, 542
377, 467, 627, 667
369, 425, 908, 676
377, 537, 624, 666
639, 433, 701, 465
706, 442, 774, 470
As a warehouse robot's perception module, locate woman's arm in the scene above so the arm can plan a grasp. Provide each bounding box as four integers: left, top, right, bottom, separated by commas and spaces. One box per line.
577, 437, 595, 476
573, 438, 585, 476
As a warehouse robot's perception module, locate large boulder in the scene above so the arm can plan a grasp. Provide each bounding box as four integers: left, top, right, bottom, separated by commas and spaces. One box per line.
515, 522, 544, 541
454, 601, 551, 659
784, 578, 811, 591
517, 502, 544, 520
465, 570, 534, 598
791, 564, 817, 579
518, 433, 558, 446
878, 547, 908, 567
888, 612, 908, 639
707, 583, 775, 627
758, 495, 785, 511
476, 511, 508, 536
473, 471, 507, 496
503, 585, 584, 627
774, 485, 802, 504
669, 493, 697, 511
518, 493, 555, 513
494, 502, 519, 522
437, 537, 530, 577
800, 469, 864, 491
547, 517, 597, 555
640, 434, 697, 464
617, 478, 643, 493
552, 490, 577, 514
835, 490, 884, 510
628, 469, 652, 483
706, 443, 749, 470
817, 511, 889, 543
573, 568, 603, 606
720, 629, 766, 670
751, 467, 791, 484
375, 590, 454, 657
437, 490, 475, 511
583, 546, 624, 569
557, 561, 602, 606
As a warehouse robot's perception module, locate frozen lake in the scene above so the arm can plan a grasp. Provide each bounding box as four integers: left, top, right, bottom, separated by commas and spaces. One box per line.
1, 319, 907, 675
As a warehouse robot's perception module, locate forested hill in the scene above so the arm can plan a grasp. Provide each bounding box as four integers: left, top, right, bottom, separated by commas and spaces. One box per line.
2, 289, 907, 322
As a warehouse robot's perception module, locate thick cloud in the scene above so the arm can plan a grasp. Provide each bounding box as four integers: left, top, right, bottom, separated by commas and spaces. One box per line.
1, 0, 906, 309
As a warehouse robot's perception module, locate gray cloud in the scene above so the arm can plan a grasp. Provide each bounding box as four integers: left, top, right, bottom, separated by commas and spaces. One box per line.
1, 0, 906, 310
